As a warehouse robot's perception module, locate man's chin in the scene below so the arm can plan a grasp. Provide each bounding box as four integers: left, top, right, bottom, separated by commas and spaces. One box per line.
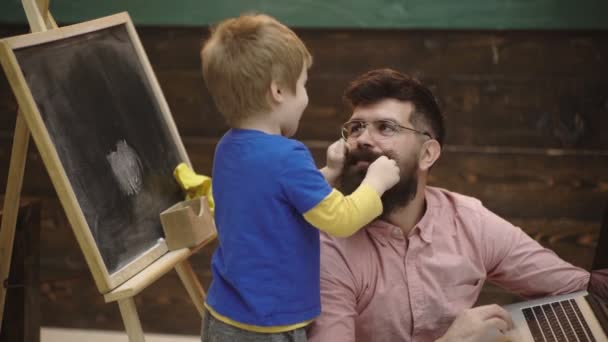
353, 161, 371, 173
340, 163, 419, 216
339, 168, 366, 196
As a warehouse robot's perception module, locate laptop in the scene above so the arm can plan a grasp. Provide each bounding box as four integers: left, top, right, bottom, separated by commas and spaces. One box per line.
505, 205, 608, 342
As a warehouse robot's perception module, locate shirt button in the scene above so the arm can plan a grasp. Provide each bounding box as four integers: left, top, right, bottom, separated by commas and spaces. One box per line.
392, 228, 403, 239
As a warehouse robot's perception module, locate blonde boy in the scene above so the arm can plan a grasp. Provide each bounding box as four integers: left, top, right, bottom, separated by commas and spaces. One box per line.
200, 14, 399, 341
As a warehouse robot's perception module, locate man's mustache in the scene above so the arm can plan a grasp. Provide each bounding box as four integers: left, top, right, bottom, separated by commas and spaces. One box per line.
345, 149, 395, 166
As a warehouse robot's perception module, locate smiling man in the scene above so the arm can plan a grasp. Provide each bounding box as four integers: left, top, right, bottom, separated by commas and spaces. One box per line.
307, 69, 589, 342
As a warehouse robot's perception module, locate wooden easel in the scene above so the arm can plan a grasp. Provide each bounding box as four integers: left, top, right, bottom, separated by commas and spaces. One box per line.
0, 2, 210, 341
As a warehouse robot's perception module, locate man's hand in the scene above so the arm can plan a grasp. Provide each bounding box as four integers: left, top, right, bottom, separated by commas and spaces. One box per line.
321, 139, 347, 185
436, 305, 515, 342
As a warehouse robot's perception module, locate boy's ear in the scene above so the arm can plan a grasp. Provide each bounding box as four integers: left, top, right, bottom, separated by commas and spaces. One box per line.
270, 80, 283, 103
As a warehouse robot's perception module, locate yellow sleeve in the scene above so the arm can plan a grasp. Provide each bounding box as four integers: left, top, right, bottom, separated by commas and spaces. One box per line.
303, 184, 382, 237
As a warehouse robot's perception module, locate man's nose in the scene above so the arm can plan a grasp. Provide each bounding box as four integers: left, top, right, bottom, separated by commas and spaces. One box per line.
354, 126, 376, 148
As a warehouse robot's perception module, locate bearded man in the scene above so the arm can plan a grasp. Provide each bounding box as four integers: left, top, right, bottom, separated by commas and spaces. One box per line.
307, 69, 589, 342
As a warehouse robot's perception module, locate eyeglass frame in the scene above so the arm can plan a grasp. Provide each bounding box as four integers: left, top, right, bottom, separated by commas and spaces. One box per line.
341, 119, 433, 141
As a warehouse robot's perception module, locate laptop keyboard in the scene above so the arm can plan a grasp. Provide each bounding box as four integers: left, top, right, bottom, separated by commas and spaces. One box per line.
523, 299, 596, 342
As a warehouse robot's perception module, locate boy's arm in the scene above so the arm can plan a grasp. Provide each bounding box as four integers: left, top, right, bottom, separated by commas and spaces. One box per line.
280, 141, 398, 238
305, 155, 399, 237
303, 185, 382, 237
320, 166, 341, 187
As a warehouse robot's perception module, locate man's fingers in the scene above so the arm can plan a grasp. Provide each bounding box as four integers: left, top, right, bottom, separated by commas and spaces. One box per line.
478, 319, 513, 342
481, 317, 509, 333
474, 305, 514, 329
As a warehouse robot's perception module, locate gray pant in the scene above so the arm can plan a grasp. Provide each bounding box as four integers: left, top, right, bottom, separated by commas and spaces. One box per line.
201, 309, 308, 342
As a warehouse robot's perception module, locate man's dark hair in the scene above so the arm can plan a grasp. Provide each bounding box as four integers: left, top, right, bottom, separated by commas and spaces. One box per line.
343, 69, 445, 146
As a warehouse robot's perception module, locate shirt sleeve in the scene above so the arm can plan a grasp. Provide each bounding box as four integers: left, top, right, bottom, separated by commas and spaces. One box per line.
480, 206, 590, 298
278, 142, 333, 214
308, 235, 358, 342
303, 185, 382, 237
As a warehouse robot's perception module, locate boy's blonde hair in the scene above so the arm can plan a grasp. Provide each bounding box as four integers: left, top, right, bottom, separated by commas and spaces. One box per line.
201, 14, 312, 125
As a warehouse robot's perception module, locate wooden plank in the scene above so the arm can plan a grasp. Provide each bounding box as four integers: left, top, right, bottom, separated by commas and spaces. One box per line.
2, 27, 607, 77
146, 71, 608, 148
40, 271, 206, 334
0, 144, 52, 198
1, 139, 607, 220
3, 28, 608, 148
1, 13, 132, 50
428, 149, 608, 220
0, 201, 41, 342
103, 248, 190, 303
132, 29, 608, 77
21, 0, 51, 32
0, 114, 30, 332
174, 261, 205, 317
117, 298, 144, 342
0, 72, 18, 133
23, 201, 41, 342
300, 31, 608, 78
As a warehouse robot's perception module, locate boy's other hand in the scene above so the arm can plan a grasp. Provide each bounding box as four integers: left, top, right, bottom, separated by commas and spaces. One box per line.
326, 139, 347, 173
320, 139, 347, 186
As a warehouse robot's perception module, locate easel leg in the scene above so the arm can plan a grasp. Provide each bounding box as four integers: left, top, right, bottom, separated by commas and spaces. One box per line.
117, 297, 145, 342
0, 113, 30, 333
175, 260, 206, 317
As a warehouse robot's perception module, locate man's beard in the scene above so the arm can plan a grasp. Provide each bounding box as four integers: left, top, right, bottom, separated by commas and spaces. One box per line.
340, 149, 418, 217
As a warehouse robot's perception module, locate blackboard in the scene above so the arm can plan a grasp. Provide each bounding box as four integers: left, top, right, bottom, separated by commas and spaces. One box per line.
0, 13, 189, 292
1, 0, 608, 29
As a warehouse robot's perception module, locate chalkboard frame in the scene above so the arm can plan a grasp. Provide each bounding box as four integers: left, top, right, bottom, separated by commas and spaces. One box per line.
0, 12, 191, 293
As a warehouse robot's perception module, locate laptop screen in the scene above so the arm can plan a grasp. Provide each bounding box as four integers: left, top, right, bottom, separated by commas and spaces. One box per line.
588, 204, 608, 302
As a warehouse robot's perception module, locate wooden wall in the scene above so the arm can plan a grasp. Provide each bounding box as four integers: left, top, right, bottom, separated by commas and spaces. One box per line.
1, 25, 607, 334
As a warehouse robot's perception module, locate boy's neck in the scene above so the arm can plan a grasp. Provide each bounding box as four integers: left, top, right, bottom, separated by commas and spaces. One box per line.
233, 111, 283, 136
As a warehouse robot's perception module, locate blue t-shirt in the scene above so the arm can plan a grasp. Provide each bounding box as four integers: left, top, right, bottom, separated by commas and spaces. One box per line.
206, 129, 333, 326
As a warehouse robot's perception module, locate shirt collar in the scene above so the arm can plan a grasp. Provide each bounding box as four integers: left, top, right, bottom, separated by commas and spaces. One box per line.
366, 188, 439, 244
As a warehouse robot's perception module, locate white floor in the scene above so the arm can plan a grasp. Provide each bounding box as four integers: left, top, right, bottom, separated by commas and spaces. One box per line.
41, 327, 199, 342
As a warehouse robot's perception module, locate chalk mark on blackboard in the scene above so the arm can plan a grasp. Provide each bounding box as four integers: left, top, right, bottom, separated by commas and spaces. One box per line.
106, 140, 143, 196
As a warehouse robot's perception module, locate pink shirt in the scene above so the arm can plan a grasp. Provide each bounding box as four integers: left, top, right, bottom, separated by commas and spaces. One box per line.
308, 187, 590, 342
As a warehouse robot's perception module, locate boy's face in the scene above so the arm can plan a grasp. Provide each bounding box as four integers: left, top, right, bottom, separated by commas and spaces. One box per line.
280, 65, 309, 137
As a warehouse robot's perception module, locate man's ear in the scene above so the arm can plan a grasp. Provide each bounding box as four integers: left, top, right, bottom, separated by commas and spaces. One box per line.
419, 139, 441, 171
269, 80, 283, 103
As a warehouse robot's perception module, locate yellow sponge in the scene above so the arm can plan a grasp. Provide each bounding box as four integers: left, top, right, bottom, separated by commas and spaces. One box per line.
173, 163, 215, 215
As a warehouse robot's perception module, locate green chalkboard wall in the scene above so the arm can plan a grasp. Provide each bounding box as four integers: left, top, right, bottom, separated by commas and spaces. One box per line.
1, 0, 607, 29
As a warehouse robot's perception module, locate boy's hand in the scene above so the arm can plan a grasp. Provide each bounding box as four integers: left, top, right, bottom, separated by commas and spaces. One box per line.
320, 139, 347, 186
362, 156, 400, 195
326, 139, 347, 173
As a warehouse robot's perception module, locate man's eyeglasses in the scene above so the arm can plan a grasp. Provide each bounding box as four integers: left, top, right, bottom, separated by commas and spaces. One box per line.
341, 119, 433, 140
